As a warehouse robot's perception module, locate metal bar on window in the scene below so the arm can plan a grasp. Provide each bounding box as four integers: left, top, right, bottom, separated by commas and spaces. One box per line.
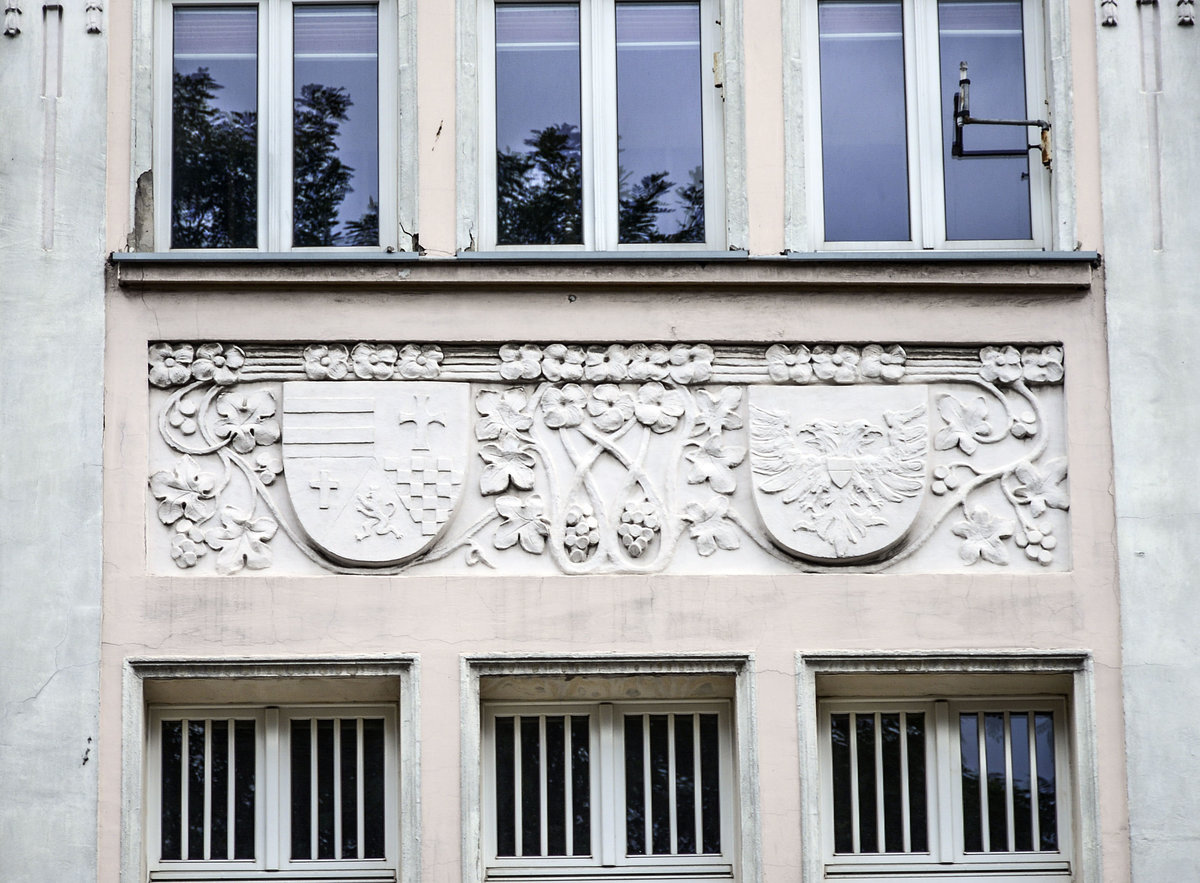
899, 712, 911, 853
848, 712, 861, 854
976, 714, 989, 852
1028, 712, 1041, 851
564, 714, 574, 856
539, 716, 549, 857
179, 719, 189, 860
642, 714, 652, 854
935, 702, 953, 863
334, 718, 343, 859
1004, 712, 1016, 852
873, 712, 885, 853
514, 716, 524, 857
203, 721, 212, 859
692, 714, 703, 853
667, 714, 678, 855
599, 704, 616, 866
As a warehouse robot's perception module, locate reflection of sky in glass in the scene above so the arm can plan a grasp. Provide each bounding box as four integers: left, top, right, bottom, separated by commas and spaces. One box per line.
939, 0, 1031, 240
495, 5, 581, 153
616, 3, 704, 242
294, 5, 378, 244
174, 7, 258, 117
819, 1, 910, 241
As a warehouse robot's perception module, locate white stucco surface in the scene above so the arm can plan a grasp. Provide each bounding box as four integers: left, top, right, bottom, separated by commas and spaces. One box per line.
0, 6, 106, 880
1098, 9, 1200, 880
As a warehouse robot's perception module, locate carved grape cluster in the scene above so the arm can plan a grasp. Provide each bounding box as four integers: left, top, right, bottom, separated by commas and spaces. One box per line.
563, 504, 601, 563
1014, 521, 1058, 566
618, 500, 660, 558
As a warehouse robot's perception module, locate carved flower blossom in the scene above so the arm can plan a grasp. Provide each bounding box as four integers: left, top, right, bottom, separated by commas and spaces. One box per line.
765, 344, 814, 383
682, 495, 741, 557
587, 384, 636, 432
191, 343, 245, 386
668, 344, 714, 383
478, 434, 537, 494
540, 344, 586, 382
634, 382, 686, 433
304, 343, 351, 380
584, 345, 631, 382
397, 344, 442, 379
979, 346, 1023, 384
685, 436, 746, 494
203, 506, 278, 575
1011, 458, 1069, 516
476, 388, 534, 439
860, 344, 906, 382
214, 390, 281, 454
351, 343, 398, 379
626, 344, 671, 381
540, 384, 587, 429
149, 454, 217, 525
811, 345, 860, 383
952, 506, 1014, 565
493, 494, 550, 554
935, 394, 993, 455
499, 343, 543, 381
1021, 345, 1064, 383
692, 387, 743, 437
148, 343, 194, 387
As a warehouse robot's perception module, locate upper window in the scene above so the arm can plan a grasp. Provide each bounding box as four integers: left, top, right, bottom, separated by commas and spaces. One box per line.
482, 700, 735, 879
478, 0, 726, 250
158, 0, 397, 249
818, 697, 1070, 879
804, 0, 1051, 248
147, 703, 400, 880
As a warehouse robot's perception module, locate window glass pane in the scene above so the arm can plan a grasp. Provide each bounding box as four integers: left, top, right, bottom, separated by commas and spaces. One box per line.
545, 716, 567, 855
291, 721, 312, 859
161, 720, 183, 860
234, 720, 255, 860
495, 717, 516, 856
624, 714, 646, 855
1034, 712, 1057, 850
171, 7, 258, 248
960, 712, 983, 852
648, 714, 671, 854
818, 1, 910, 241
616, 2, 705, 243
905, 713, 928, 852
520, 716, 542, 855
939, 0, 1032, 240
880, 713, 904, 852
830, 713, 853, 854
362, 717, 386, 858
984, 711, 1008, 851
1010, 712, 1033, 851
210, 719, 229, 859
293, 5, 379, 246
317, 719, 336, 859
187, 721, 206, 859
340, 719, 359, 858
571, 715, 591, 855
699, 713, 721, 854
674, 714, 696, 854
495, 4, 583, 244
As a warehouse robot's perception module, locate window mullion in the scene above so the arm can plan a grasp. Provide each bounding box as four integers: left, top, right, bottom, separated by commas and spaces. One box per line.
976, 712, 990, 852
935, 701, 954, 863
909, 0, 942, 248
899, 712, 911, 853
203, 721, 213, 859
1003, 712, 1016, 852
873, 712, 885, 853
179, 719, 190, 859
334, 718, 344, 858
587, 0, 616, 250
564, 714, 574, 856
227, 719, 237, 861
598, 703, 617, 866
271, 0, 293, 250
1028, 712, 1041, 850
265, 708, 280, 869
848, 712, 861, 854
538, 715, 549, 856
357, 717, 366, 860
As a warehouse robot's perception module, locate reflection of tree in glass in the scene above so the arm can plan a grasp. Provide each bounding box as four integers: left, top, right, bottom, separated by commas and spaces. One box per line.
496, 123, 584, 245
172, 69, 258, 248
293, 83, 355, 247
496, 124, 706, 245
344, 196, 379, 247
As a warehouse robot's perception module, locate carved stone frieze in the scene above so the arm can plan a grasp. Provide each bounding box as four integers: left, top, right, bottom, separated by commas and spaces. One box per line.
147, 342, 1070, 575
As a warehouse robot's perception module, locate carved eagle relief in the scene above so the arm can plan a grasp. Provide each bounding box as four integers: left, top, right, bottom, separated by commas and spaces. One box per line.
750, 402, 928, 558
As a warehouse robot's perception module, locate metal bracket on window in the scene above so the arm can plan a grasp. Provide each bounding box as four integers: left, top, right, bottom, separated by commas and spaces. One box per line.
952, 62, 1052, 170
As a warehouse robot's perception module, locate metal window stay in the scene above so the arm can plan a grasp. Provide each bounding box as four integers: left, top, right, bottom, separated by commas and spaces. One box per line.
952, 61, 1052, 169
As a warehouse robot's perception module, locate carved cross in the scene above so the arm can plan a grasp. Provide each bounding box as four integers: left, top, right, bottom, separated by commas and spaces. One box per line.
397, 395, 446, 451
309, 470, 340, 509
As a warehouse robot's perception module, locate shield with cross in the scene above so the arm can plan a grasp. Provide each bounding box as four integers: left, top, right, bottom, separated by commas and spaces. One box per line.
281, 381, 469, 566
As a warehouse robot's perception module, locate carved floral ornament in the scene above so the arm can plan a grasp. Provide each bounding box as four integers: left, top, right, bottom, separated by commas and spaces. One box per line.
147, 341, 1069, 576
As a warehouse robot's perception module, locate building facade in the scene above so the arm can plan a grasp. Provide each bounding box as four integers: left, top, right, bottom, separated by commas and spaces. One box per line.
4, 0, 1169, 880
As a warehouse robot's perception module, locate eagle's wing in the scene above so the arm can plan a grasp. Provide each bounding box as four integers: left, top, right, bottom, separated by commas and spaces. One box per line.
857, 404, 927, 503
749, 406, 828, 505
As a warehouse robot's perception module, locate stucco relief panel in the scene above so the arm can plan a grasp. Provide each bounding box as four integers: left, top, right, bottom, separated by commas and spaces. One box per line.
146, 341, 1069, 575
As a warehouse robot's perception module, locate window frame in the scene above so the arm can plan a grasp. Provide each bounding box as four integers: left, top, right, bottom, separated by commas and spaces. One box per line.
121, 658, 418, 883
784, 0, 1074, 252
795, 652, 1101, 883
816, 695, 1072, 877
151, 0, 404, 252
459, 0, 747, 253
481, 699, 736, 877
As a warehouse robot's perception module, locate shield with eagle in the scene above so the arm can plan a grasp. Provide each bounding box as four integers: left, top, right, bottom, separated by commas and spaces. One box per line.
747, 385, 930, 563
281, 381, 469, 566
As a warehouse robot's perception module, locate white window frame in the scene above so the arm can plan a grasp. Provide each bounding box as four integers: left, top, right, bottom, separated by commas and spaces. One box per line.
817, 696, 1072, 878
784, 0, 1076, 252
149, 0, 410, 251
462, 655, 758, 883
796, 652, 1102, 883
482, 700, 735, 877
459, 0, 747, 253
121, 658, 418, 883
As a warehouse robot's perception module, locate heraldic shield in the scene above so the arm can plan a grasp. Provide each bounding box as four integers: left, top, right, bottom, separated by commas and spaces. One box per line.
748, 385, 930, 564
282, 381, 469, 566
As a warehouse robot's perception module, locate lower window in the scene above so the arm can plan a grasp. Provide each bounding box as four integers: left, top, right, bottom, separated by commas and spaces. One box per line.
819, 697, 1070, 879
148, 703, 399, 880
483, 700, 735, 879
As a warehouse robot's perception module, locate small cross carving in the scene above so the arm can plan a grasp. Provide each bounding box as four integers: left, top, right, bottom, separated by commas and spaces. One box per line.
397, 395, 447, 451
309, 469, 340, 509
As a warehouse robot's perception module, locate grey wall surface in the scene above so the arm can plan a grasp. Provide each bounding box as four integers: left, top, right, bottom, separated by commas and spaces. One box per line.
0, 7, 106, 879
1098, 8, 1200, 881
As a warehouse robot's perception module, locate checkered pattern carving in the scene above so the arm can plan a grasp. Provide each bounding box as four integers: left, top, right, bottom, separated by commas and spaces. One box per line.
384, 456, 463, 535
